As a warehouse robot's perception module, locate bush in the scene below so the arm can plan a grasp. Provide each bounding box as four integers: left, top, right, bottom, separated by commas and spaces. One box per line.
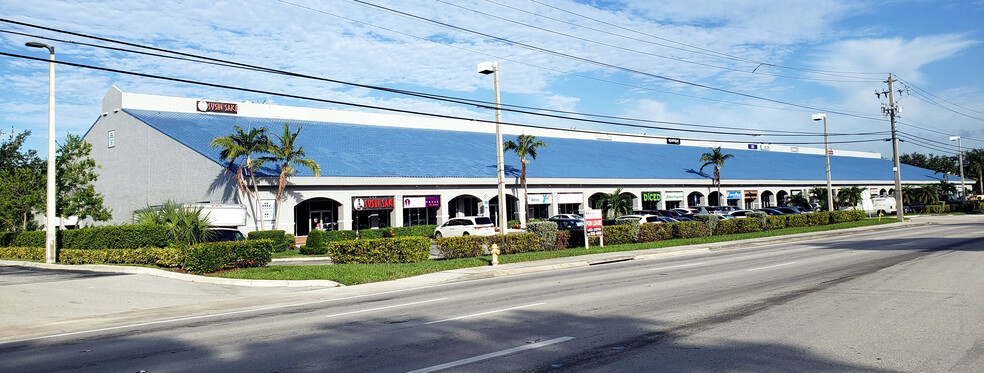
765, 215, 786, 230
0, 232, 16, 247
0, 246, 44, 260
692, 214, 719, 235
715, 219, 738, 235
248, 230, 289, 252
10, 231, 44, 248
615, 218, 641, 243
488, 233, 542, 254
526, 221, 558, 250
59, 247, 186, 267
61, 224, 171, 250
553, 230, 571, 251
638, 223, 673, 242
785, 214, 809, 228
324, 230, 358, 242
327, 236, 430, 264
301, 229, 328, 255
508, 220, 521, 229
962, 202, 984, 213
804, 212, 829, 227
435, 235, 487, 259
734, 217, 763, 233
922, 204, 945, 214
285, 233, 296, 249
597, 225, 633, 245
673, 221, 709, 239
183, 239, 273, 274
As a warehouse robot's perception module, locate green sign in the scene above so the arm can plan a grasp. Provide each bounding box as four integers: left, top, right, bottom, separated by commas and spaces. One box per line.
642, 192, 662, 202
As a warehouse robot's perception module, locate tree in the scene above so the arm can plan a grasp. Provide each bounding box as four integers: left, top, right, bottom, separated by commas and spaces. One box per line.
900, 185, 915, 205
914, 184, 939, 204
809, 186, 831, 211
966, 148, 984, 194
595, 188, 632, 219
1, 129, 44, 171
785, 192, 809, 209
261, 123, 320, 231
503, 134, 546, 225
210, 126, 271, 231
56, 134, 112, 227
0, 167, 44, 231
938, 180, 957, 197
930, 155, 959, 182
836, 186, 865, 210
699, 147, 734, 203
133, 201, 214, 245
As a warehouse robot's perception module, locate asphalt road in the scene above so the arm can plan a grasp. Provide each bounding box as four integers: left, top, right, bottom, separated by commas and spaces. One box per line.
1, 215, 981, 372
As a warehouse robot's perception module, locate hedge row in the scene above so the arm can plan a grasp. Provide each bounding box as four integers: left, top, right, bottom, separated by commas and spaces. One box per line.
434, 233, 541, 259
327, 237, 430, 264
0, 240, 273, 274
247, 230, 290, 252
321, 225, 438, 242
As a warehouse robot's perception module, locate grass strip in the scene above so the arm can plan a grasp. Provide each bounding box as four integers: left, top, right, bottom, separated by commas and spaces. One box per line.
211, 218, 898, 285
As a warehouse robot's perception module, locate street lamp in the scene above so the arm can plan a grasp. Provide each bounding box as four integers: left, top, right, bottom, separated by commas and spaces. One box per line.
26, 41, 57, 263
950, 136, 966, 200
813, 113, 835, 212
478, 61, 506, 235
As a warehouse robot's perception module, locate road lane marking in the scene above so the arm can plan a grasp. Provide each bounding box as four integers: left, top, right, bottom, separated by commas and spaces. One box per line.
425, 303, 546, 325
326, 298, 447, 318
406, 336, 575, 373
746, 261, 797, 272
650, 262, 705, 271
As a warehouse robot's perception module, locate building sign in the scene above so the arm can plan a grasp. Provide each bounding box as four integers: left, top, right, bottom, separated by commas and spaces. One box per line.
557, 192, 582, 204
585, 209, 603, 238
761, 145, 771, 151
260, 199, 275, 220
196, 100, 238, 114
664, 191, 684, 201
828, 149, 834, 155
107, 130, 115, 148
747, 144, 759, 150
790, 146, 799, 153
744, 190, 758, 199
403, 196, 440, 209
666, 138, 681, 145
727, 190, 742, 199
642, 192, 662, 202
527, 193, 552, 205
354, 196, 394, 210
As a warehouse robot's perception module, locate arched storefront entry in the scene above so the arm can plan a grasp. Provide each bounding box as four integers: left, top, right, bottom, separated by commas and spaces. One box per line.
776, 190, 789, 206
761, 190, 775, 208
447, 194, 482, 219
489, 195, 519, 226
688, 192, 704, 207
294, 198, 341, 236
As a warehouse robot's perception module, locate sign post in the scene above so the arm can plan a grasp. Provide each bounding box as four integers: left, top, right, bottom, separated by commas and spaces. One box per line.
585, 209, 603, 249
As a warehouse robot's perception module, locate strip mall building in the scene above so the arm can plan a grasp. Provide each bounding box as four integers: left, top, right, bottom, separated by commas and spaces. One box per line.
83, 87, 942, 236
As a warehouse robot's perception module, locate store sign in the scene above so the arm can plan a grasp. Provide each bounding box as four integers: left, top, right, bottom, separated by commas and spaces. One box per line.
557, 193, 582, 204
354, 197, 394, 210
642, 192, 662, 202
790, 146, 799, 153
761, 145, 771, 151
585, 209, 603, 238
261, 199, 275, 220
666, 138, 681, 145
403, 196, 440, 209
727, 190, 742, 199
747, 144, 759, 150
196, 100, 238, 114
664, 191, 684, 201
527, 193, 552, 205
744, 190, 758, 199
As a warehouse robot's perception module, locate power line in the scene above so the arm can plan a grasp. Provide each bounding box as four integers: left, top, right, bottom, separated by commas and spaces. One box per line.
897, 76, 984, 116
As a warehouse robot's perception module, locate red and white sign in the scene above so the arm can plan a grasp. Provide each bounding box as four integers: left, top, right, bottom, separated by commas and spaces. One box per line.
828, 149, 834, 155
585, 209, 603, 238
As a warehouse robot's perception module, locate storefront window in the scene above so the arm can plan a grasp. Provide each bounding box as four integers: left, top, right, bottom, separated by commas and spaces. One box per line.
403, 207, 437, 226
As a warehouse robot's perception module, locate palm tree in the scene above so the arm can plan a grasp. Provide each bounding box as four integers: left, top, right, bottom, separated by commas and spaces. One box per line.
809, 186, 830, 211
210, 125, 271, 231
262, 123, 321, 231
595, 188, 632, 219
914, 184, 939, 204
938, 180, 957, 198
133, 201, 214, 245
900, 185, 915, 205
785, 192, 809, 209
503, 134, 546, 225
966, 148, 984, 194
699, 147, 734, 204
836, 186, 865, 210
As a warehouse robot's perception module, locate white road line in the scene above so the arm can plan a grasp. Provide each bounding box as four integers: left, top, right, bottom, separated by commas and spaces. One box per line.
425, 303, 546, 325
406, 336, 575, 373
650, 262, 705, 271
746, 261, 798, 272
326, 298, 447, 318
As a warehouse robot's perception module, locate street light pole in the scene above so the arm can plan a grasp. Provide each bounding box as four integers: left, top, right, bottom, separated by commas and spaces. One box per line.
26, 41, 57, 264
479, 61, 507, 235
813, 113, 834, 212
950, 136, 965, 199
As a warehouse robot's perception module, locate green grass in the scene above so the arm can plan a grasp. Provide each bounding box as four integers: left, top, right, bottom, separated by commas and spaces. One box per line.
210, 218, 899, 285
271, 250, 310, 259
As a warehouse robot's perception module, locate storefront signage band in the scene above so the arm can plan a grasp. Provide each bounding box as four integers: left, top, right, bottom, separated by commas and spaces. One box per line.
727, 190, 742, 199
196, 100, 238, 114
403, 196, 440, 209
354, 197, 394, 210
642, 192, 662, 202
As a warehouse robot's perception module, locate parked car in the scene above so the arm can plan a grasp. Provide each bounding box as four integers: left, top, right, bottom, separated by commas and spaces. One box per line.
656, 216, 680, 223
618, 214, 663, 224
433, 216, 496, 238
549, 214, 583, 220
775, 207, 802, 215
208, 228, 245, 242
755, 208, 785, 215
729, 209, 755, 217
550, 218, 585, 230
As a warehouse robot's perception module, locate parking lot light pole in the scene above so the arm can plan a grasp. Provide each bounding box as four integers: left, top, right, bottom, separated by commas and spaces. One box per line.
478, 61, 507, 235
26, 41, 57, 264
813, 113, 835, 212
950, 136, 965, 199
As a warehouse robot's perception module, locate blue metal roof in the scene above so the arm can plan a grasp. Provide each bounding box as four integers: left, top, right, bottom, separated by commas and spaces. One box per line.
124, 109, 942, 182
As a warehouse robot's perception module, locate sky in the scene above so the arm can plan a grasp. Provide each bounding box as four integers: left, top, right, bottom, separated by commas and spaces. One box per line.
2, 0, 983, 161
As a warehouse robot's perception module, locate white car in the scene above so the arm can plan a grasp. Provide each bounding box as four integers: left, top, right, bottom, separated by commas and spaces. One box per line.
433, 216, 497, 238
617, 214, 663, 224
549, 214, 583, 220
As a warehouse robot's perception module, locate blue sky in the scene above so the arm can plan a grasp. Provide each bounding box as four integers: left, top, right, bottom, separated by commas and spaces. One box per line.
2, 0, 982, 160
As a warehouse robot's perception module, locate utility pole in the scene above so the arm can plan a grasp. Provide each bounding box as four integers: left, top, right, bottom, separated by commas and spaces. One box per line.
879, 74, 904, 222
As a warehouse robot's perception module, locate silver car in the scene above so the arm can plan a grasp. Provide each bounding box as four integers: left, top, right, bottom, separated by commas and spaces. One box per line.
434, 216, 497, 238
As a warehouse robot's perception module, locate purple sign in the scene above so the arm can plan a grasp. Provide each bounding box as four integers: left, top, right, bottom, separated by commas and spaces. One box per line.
425, 196, 441, 207
403, 196, 441, 209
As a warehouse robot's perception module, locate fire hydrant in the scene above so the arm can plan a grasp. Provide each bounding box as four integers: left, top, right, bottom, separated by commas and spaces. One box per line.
490, 243, 500, 266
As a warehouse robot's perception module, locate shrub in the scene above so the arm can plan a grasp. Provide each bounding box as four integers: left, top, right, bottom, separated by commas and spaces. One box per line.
59, 247, 186, 267
0, 246, 44, 260
10, 231, 44, 248
615, 218, 640, 243
922, 204, 945, 214
300, 229, 328, 255
553, 230, 571, 251
601, 225, 635, 245
715, 219, 738, 235
638, 223, 673, 242
132, 201, 213, 245
508, 220, 521, 229
327, 236, 430, 264
0, 232, 16, 247
324, 230, 358, 242
61, 224, 171, 250
765, 215, 786, 230
183, 239, 273, 274
435, 235, 487, 259
692, 214, 719, 235
734, 217, 763, 233
357, 228, 389, 239
489, 233, 542, 254
248, 230, 289, 252
673, 221, 709, 238
285, 233, 296, 249
526, 221, 558, 250
785, 214, 809, 228
804, 212, 829, 227
962, 202, 984, 213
